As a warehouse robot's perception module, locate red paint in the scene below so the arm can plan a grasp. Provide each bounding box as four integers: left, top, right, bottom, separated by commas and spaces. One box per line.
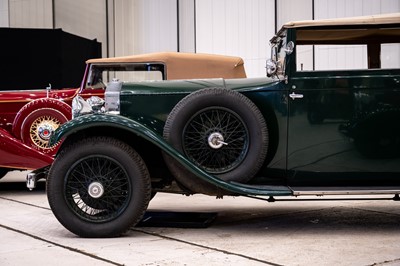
0, 128, 53, 169
0, 63, 104, 170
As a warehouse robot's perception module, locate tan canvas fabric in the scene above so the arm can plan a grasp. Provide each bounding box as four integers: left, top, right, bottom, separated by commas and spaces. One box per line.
86, 52, 246, 80
283, 12, 400, 29
272, 13, 400, 44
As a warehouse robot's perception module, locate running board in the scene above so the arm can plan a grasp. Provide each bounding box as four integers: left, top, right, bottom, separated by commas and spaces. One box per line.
290, 186, 400, 196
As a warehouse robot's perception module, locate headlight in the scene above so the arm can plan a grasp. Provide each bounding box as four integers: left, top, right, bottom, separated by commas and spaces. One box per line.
266, 59, 277, 77
72, 96, 96, 118
87, 96, 105, 111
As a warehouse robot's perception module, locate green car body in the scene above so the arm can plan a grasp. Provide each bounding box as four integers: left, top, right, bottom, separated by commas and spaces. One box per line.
50, 77, 290, 196
44, 13, 400, 237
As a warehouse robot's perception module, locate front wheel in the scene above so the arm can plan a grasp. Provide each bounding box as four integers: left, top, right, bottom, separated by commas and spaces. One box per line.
46, 137, 151, 238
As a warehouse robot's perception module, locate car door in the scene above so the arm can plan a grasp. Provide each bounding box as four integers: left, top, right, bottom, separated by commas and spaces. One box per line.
286, 43, 400, 187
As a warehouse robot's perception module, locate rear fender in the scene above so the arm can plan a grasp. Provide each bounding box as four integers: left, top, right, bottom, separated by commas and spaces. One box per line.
51, 114, 291, 196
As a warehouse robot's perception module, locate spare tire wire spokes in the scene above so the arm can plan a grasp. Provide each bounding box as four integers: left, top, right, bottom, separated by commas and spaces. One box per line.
183, 107, 248, 174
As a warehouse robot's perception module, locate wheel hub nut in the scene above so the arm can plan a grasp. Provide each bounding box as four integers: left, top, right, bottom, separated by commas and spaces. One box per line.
38, 124, 54, 140
88, 182, 104, 198
208, 132, 227, 149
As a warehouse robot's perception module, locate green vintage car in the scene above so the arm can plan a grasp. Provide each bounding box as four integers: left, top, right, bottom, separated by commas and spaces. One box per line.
39, 13, 400, 237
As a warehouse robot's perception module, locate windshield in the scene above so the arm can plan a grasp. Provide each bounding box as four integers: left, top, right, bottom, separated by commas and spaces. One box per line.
86, 63, 165, 89
271, 35, 287, 76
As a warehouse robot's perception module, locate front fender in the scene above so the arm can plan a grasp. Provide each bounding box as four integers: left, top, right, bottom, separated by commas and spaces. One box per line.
50, 114, 291, 196
0, 128, 53, 169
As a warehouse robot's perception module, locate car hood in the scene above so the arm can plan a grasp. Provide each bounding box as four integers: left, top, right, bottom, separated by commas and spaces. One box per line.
121, 77, 278, 95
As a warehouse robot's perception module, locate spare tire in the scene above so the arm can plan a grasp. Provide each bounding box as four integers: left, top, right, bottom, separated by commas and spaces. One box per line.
12, 98, 72, 155
20, 108, 69, 154
163, 88, 268, 195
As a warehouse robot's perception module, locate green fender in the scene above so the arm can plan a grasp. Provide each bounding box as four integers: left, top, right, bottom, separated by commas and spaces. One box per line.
50, 114, 291, 196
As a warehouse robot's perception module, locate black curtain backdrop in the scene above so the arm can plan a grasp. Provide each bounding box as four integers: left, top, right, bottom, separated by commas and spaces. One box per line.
0, 28, 101, 90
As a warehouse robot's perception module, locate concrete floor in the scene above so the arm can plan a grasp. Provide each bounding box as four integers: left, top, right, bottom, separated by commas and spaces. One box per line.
1, 170, 400, 266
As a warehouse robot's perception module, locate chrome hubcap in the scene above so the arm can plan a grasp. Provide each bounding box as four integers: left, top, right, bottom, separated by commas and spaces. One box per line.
88, 182, 104, 198
30, 115, 61, 149
208, 132, 228, 149
38, 124, 54, 140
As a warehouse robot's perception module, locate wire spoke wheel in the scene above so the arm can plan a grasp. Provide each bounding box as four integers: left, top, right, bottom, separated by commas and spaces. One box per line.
65, 155, 131, 222
183, 107, 249, 173
47, 137, 151, 237
20, 108, 69, 154
163, 88, 268, 195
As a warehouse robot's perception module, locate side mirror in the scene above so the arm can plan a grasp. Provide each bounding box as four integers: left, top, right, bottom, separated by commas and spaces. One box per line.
266, 59, 277, 77
285, 41, 294, 55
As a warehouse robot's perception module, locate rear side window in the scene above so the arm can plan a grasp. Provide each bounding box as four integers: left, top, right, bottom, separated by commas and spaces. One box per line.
86, 63, 165, 89
295, 27, 400, 71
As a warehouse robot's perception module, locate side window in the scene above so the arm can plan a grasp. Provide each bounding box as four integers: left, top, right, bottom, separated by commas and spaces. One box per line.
381, 43, 400, 69
296, 45, 313, 71
315, 45, 368, 71
295, 28, 400, 72
297, 44, 368, 71
105, 70, 163, 83
86, 64, 164, 89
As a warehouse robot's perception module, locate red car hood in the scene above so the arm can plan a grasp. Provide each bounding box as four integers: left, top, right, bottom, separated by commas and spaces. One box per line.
0, 87, 79, 103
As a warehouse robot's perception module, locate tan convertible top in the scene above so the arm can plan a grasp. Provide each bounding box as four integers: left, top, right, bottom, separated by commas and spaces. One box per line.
86, 52, 246, 80
283, 12, 400, 29
272, 13, 400, 44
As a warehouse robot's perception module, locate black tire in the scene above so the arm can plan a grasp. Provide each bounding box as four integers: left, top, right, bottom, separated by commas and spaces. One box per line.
163, 88, 268, 195
0, 168, 9, 179
46, 137, 151, 238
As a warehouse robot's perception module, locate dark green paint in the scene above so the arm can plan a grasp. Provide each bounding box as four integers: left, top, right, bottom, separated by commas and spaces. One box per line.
50, 114, 291, 196
52, 22, 400, 195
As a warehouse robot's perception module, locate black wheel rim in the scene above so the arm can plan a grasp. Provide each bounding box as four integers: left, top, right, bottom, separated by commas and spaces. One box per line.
182, 107, 249, 174
64, 155, 131, 223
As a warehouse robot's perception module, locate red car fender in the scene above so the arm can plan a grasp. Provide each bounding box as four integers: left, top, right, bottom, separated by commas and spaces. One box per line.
0, 128, 53, 170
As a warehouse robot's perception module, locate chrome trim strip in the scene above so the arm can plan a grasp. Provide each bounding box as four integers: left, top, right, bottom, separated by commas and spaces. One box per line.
291, 187, 400, 196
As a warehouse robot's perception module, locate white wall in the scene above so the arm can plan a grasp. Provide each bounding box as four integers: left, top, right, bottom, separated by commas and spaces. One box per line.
178, 0, 195, 52
4, 0, 400, 74
54, 0, 107, 57
315, 0, 400, 19
113, 0, 178, 57
8, 0, 52, 28
277, 0, 313, 27
0, 0, 9, 27
195, 0, 275, 77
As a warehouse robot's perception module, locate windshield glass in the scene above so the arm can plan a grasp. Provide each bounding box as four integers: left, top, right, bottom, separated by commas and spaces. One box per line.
86, 63, 165, 89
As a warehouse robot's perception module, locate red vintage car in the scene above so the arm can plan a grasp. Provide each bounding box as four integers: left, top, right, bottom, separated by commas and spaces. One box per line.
0, 52, 246, 178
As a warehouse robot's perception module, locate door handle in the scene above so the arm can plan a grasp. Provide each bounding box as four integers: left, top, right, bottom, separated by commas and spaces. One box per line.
289, 92, 304, 100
